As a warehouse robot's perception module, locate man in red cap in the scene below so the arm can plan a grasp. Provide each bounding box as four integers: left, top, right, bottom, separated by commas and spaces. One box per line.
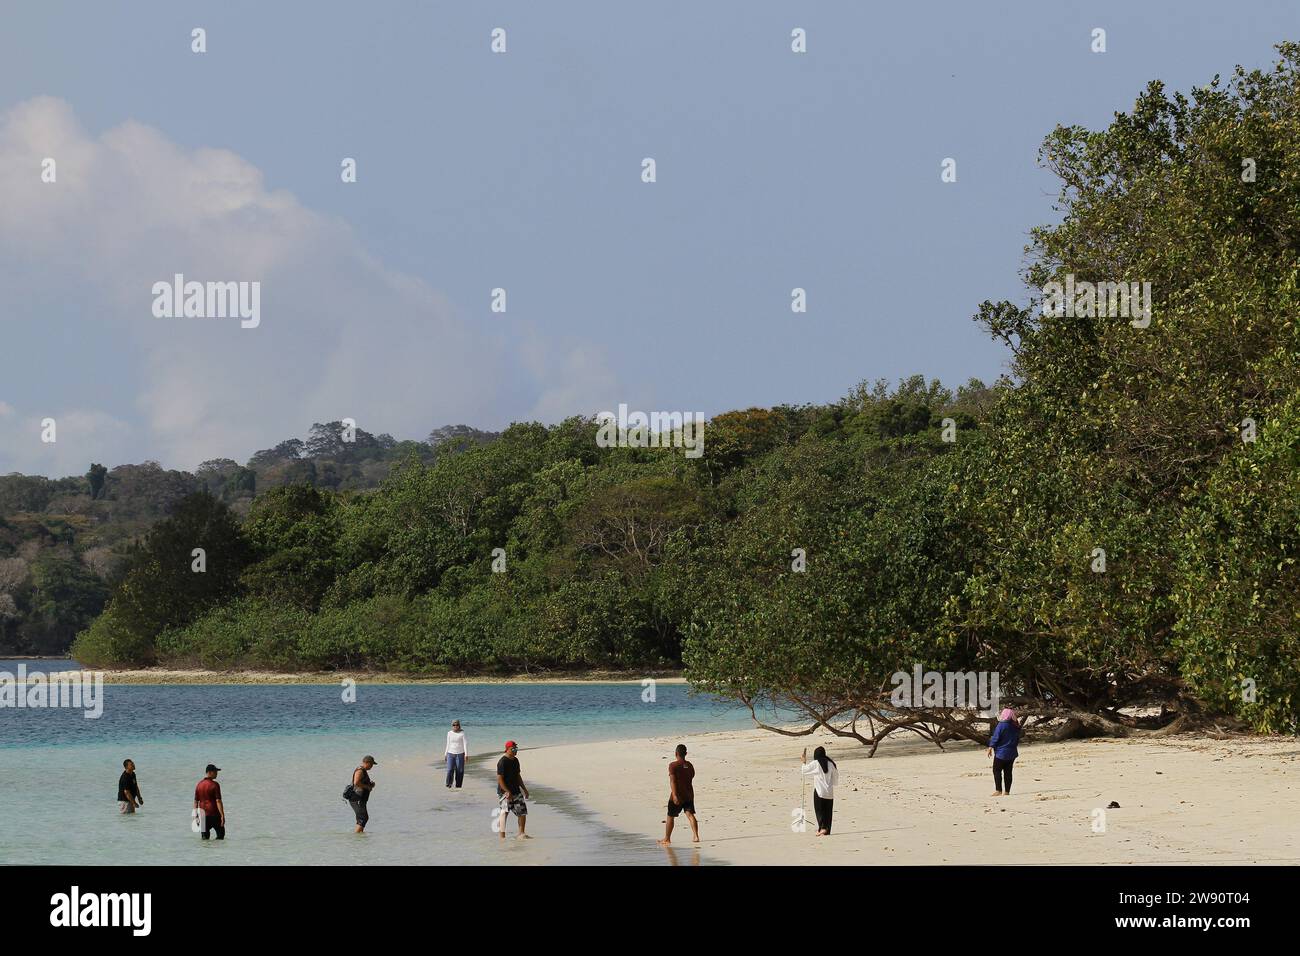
495, 741, 530, 839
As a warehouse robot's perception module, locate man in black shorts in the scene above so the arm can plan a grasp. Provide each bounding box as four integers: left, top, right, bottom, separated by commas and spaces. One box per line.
194, 764, 225, 840
658, 743, 699, 844
495, 741, 530, 839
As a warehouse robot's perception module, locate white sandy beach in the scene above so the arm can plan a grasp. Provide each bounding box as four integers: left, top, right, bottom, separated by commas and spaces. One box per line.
524, 727, 1300, 865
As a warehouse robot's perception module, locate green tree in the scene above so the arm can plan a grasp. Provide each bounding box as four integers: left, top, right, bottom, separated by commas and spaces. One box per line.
87, 463, 108, 501
73, 491, 251, 664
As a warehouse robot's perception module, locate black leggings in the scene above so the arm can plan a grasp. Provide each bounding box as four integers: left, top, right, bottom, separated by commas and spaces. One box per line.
993, 757, 1015, 794
813, 793, 834, 834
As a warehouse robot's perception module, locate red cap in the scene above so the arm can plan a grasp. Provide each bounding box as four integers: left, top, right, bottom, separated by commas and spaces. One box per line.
505, 740, 517, 750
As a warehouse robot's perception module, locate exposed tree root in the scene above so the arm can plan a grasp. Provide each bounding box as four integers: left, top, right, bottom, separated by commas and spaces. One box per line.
740, 692, 1248, 755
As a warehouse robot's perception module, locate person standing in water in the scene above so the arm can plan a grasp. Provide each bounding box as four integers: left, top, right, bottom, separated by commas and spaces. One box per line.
495, 741, 530, 839
444, 720, 468, 789
658, 743, 699, 845
799, 746, 838, 836
194, 764, 225, 840
987, 708, 1021, 796
347, 755, 378, 833
117, 759, 143, 814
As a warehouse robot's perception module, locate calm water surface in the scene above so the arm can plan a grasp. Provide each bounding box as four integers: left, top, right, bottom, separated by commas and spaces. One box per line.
0, 660, 757, 865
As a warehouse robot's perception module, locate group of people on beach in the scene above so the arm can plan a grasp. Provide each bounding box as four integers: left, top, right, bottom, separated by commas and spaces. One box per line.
112, 709, 1022, 845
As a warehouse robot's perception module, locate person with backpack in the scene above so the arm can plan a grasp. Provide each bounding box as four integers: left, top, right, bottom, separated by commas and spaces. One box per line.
344, 755, 377, 833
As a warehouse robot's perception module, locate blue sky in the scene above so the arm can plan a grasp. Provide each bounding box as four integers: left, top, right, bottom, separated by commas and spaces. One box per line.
2, 1, 1297, 474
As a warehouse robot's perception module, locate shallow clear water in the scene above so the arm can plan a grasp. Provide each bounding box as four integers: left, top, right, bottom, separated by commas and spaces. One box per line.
0, 660, 755, 865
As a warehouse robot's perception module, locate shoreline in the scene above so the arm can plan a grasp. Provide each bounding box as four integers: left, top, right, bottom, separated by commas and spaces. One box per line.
522, 726, 1300, 865
0, 661, 687, 685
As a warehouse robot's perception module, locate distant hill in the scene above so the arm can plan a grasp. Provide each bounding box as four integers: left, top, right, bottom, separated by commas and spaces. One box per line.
0, 422, 499, 654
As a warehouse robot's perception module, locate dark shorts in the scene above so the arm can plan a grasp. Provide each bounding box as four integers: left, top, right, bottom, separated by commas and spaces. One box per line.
667, 798, 695, 817
348, 796, 370, 827
199, 812, 225, 840
498, 792, 527, 817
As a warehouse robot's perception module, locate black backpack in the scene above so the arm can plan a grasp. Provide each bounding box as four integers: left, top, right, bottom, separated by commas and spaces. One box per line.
343, 767, 363, 801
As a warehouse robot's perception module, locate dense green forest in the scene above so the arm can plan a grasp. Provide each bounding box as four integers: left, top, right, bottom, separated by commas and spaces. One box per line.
20, 47, 1300, 738
0, 423, 496, 653
68, 378, 991, 672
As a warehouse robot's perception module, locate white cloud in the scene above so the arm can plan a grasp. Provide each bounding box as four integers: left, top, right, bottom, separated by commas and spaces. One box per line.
0, 96, 617, 473
519, 331, 621, 424
0, 404, 133, 477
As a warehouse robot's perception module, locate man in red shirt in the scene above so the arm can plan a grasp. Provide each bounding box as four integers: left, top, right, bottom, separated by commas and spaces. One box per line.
657, 743, 699, 845
194, 764, 226, 840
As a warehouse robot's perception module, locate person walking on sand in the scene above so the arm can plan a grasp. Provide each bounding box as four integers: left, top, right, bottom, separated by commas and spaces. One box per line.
444, 720, 468, 789
495, 741, 530, 839
658, 743, 699, 845
799, 746, 838, 836
987, 708, 1021, 796
117, 758, 143, 814
345, 755, 378, 833
194, 764, 225, 840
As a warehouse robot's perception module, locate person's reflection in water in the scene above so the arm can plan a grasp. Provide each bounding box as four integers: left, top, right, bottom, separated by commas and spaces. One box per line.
662, 844, 700, 867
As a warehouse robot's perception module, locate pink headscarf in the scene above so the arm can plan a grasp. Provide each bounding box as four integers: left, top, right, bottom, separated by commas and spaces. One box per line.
999, 708, 1017, 723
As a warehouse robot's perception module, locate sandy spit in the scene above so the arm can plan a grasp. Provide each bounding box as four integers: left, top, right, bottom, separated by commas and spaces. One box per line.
522, 726, 1300, 865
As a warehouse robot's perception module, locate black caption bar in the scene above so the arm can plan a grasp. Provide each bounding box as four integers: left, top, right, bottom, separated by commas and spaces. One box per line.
2, 865, 1276, 941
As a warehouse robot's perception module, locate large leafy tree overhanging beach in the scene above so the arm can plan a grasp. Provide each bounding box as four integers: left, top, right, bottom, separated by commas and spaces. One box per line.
50, 46, 1300, 738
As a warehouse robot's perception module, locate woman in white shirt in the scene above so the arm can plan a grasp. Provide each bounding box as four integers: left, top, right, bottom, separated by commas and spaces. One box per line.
443, 720, 468, 789
799, 746, 839, 836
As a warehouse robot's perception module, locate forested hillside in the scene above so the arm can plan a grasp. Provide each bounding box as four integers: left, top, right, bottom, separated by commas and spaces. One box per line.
68, 378, 991, 676
0, 422, 496, 653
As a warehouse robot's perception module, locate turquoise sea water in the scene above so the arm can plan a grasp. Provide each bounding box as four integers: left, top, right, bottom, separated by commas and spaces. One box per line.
0, 660, 757, 865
